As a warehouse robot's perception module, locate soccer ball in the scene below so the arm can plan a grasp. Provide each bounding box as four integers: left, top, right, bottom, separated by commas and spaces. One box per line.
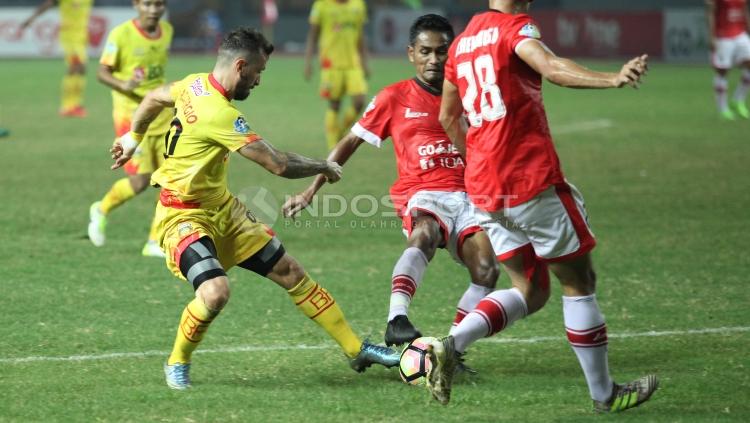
399, 336, 437, 385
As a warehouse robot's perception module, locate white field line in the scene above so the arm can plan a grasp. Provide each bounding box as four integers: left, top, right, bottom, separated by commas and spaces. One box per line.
1, 326, 747, 365
553, 119, 613, 135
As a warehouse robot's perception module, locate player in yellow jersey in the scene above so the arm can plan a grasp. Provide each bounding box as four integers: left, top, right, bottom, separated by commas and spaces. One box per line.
304, 0, 369, 150
86, 0, 172, 257
110, 27, 399, 390
20, 0, 93, 117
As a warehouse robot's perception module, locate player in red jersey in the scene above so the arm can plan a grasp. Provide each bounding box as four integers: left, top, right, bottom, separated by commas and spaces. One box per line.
423, 0, 658, 412
284, 14, 550, 357
707, 0, 750, 119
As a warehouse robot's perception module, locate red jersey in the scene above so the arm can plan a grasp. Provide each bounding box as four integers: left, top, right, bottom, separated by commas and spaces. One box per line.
445, 10, 563, 211
351, 78, 466, 215
714, 0, 748, 38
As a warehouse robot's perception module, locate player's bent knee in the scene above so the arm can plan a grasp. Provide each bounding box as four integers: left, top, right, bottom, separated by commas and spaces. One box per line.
409, 217, 441, 258
129, 175, 150, 193
525, 278, 551, 315
264, 253, 307, 289
179, 236, 227, 291
470, 257, 499, 288
196, 276, 231, 311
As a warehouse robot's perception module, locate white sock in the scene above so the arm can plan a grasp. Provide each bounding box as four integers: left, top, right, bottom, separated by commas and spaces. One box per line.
562, 295, 614, 403
714, 75, 729, 111
387, 247, 428, 322
449, 282, 493, 336
452, 288, 527, 353
733, 69, 750, 103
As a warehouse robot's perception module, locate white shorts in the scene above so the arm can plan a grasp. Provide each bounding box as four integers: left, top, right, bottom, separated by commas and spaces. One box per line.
476, 182, 596, 262
712, 32, 750, 69
402, 191, 483, 263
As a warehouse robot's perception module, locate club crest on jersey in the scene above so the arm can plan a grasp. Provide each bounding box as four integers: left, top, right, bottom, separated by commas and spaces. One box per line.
190, 77, 211, 97
234, 116, 251, 134
519, 23, 541, 39
177, 222, 193, 237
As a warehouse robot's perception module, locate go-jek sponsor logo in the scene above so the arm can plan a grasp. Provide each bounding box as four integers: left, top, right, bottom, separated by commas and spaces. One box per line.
404, 108, 429, 118
417, 141, 465, 170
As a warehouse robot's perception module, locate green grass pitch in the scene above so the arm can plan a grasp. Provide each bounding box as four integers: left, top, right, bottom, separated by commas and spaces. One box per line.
0, 55, 748, 422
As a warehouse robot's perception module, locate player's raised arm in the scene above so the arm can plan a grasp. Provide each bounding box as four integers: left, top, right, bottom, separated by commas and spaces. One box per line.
282, 132, 365, 218
515, 39, 649, 89
110, 83, 175, 169
19, 0, 56, 32
439, 79, 468, 157
238, 139, 342, 182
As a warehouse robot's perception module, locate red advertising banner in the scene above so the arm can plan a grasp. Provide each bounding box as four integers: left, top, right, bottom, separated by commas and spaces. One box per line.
0, 8, 139, 58
531, 11, 663, 58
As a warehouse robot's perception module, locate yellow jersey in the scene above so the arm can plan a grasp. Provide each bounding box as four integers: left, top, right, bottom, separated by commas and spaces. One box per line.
151, 73, 262, 209
58, 0, 92, 46
309, 0, 367, 70
101, 19, 173, 135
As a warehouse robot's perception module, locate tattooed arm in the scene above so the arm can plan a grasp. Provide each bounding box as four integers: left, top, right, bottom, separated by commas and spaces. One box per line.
238, 140, 342, 181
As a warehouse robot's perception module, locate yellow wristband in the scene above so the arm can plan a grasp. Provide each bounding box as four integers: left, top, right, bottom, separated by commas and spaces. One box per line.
131, 132, 145, 142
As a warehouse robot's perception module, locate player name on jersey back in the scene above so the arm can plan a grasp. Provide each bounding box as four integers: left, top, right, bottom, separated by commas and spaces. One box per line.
454, 27, 500, 56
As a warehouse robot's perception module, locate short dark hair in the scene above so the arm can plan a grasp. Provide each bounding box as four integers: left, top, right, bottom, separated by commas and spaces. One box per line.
218, 27, 274, 63
408, 14, 455, 46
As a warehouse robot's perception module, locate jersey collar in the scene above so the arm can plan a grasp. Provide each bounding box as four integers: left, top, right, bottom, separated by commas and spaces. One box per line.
208, 73, 232, 101
412, 77, 441, 96
131, 19, 162, 40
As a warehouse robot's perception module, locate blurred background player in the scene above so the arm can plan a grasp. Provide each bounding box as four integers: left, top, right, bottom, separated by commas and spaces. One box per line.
285, 14, 550, 360
87, 0, 172, 257
707, 0, 750, 120
304, 0, 370, 150
110, 27, 399, 389
427, 0, 658, 412
20, 0, 92, 117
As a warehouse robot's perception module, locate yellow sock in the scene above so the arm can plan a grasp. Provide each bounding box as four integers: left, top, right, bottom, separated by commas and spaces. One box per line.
325, 109, 340, 150
167, 297, 218, 365
147, 202, 160, 242
288, 274, 362, 358
100, 178, 136, 214
339, 106, 359, 139
61, 74, 85, 111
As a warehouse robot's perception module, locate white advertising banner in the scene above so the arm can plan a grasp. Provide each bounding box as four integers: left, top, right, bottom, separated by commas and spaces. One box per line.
0, 7, 135, 58
664, 8, 710, 63
371, 7, 444, 54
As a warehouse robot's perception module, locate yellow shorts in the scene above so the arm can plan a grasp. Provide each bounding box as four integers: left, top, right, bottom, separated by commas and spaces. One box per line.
124, 134, 165, 176
319, 68, 368, 100
155, 195, 274, 280
113, 105, 171, 175
60, 38, 87, 67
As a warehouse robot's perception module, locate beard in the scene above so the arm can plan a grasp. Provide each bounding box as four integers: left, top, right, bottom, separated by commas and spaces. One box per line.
234, 81, 252, 101
234, 87, 251, 101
